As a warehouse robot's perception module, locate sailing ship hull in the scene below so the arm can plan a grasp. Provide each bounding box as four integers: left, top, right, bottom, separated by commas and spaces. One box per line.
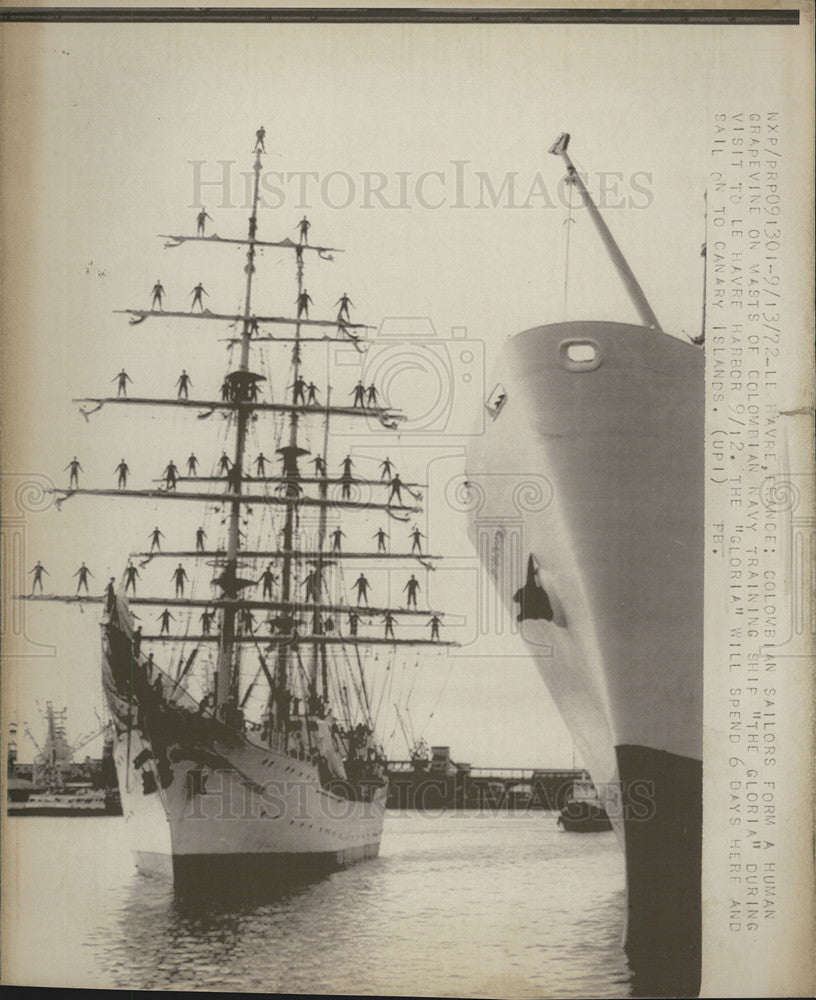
101, 602, 387, 893
466, 321, 703, 996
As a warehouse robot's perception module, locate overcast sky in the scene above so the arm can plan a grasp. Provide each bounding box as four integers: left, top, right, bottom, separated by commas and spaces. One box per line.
1, 19, 802, 767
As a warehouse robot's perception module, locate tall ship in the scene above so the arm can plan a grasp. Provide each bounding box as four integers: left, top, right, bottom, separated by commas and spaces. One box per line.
465, 134, 703, 997
22, 131, 455, 891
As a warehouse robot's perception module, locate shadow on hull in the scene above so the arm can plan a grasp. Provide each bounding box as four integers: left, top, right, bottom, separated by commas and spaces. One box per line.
136, 846, 379, 906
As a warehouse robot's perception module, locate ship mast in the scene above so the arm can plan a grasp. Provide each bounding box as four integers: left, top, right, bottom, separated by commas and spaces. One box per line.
549, 132, 664, 336
215, 150, 263, 714
270, 240, 306, 731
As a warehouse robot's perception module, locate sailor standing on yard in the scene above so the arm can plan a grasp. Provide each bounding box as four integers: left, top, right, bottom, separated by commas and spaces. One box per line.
73, 562, 94, 594
104, 578, 116, 613
176, 370, 192, 399
255, 453, 267, 477
373, 527, 388, 553
296, 215, 310, 245
382, 612, 396, 640
150, 280, 165, 311
306, 382, 320, 405
195, 526, 206, 552
335, 292, 354, 322
296, 289, 313, 319
29, 561, 49, 595
290, 376, 307, 405
65, 456, 83, 489
352, 572, 370, 606
148, 526, 164, 552
404, 574, 420, 609
348, 610, 359, 636
163, 460, 179, 491
113, 369, 132, 397
158, 608, 176, 635
410, 527, 426, 555
200, 608, 215, 634
190, 283, 208, 312
254, 126, 266, 153
427, 615, 442, 641
379, 457, 394, 480
258, 564, 278, 599
124, 562, 140, 595
187, 453, 198, 477
302, 568, 322, 602
172, 563, 188, 598
387, 473, 405, 506
196, 208, 213, 236
115, 459, 130, 490
330, 527, 345, 553
339, 455, 355, 500
366, 384, 378, 407
350, 381, 366, 408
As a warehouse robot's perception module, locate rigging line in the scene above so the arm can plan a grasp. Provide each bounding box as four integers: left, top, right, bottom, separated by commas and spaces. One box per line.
425, 654, 455, 722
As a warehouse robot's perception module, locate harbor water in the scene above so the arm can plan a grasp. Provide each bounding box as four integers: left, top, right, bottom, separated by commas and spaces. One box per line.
3, 810, 632, 996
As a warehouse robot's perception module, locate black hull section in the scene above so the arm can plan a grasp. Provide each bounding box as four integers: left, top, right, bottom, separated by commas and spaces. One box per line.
139, 848, 376, 902
557, 802, 613, 833
617, 744, 702, 998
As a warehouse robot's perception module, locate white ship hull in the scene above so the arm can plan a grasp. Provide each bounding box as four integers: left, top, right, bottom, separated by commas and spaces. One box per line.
102, 605, 386, 893
466, 321, 703, 995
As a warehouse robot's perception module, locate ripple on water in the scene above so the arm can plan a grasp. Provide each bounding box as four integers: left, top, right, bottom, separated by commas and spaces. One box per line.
5, 812, 631, 996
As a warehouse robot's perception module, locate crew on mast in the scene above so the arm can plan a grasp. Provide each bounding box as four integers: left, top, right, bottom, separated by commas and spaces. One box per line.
373, 527, 388, 553
124, 562, 140, 595
258, 564, 278, 598
28, 561, 49, 595
350, 381, 366, 408
112, 369, 132, 398
190, 283, 208, 312
187, 453, 199, 476
158, 608, 176, 635
73, 562, 93, 594
150, 280, 165, 311
330, 527, 345, 553
404, 574, 420, 609
335, 292, 354, 321
65, 456, 83, 490
383, 612, 396, 640
255, 453, 268, 477
115, 459, 130, 490
148, 526, 164, 552
196, 208, 213, 236
387, 473, 405, 506
176, 370, 192, 399
427, 615, 442, 641
195, 526, 206, 552
253, 126, 266, 153
379, 457, 394, 480
296, 288, 313, 318
163, 460, 179, 491
410, 527, 426, 555
290, 376, 307, 405
296, 215, 310, 245
172, 563, 188, 598
352, 573, 370, 606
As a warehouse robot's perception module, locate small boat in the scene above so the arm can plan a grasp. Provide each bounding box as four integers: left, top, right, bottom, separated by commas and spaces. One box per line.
557, 779, 613, 832
7, 786, 121, 817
